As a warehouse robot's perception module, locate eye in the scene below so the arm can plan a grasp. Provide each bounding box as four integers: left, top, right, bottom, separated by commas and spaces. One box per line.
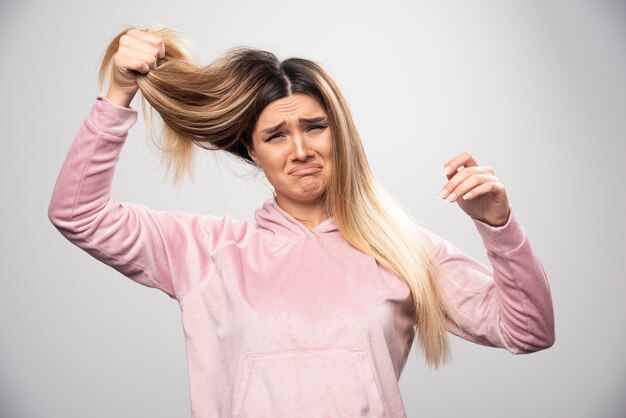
308, 124, 328, 132
265, 132, 283, 142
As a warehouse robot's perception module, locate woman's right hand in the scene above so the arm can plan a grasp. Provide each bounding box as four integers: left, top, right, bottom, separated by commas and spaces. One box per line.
106, 28, 165, 108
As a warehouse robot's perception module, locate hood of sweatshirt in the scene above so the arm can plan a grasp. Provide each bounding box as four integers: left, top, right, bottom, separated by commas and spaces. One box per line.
254, 197, 338, 237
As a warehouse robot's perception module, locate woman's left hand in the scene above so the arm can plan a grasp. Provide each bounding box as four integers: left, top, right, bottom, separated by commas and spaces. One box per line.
438, 151, 511, 227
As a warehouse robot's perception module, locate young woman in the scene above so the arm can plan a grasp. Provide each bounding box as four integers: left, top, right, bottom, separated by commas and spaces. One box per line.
48, 27, 555, 418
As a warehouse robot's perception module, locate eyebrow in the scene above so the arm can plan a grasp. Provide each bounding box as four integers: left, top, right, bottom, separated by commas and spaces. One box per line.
260, 117, 328, 135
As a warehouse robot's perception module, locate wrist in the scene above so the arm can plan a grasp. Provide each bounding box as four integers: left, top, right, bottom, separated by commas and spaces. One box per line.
105, 86, 136, 108
473, 208, 511, 228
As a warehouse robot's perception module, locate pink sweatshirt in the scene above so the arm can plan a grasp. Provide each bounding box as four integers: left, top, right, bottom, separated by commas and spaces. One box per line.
48, 95, 555, 418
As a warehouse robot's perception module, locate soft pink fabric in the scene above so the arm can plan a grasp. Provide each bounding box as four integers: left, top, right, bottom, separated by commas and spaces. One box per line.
48, 96, 555, 418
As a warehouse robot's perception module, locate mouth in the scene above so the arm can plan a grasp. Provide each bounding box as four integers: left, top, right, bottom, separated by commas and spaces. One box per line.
288, 164, 323, 176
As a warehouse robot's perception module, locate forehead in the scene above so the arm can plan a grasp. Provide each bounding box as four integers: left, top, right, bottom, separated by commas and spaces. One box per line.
255, 93, 326, 130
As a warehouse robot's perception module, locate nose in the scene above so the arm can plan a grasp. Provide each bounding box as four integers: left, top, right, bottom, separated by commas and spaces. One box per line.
291, 131, 313, 161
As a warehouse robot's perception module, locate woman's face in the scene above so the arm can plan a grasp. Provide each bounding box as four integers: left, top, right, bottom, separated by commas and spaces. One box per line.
247, 93, 333, 206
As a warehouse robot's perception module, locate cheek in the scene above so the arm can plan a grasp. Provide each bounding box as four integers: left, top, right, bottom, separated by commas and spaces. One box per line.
257, 150, 285, 179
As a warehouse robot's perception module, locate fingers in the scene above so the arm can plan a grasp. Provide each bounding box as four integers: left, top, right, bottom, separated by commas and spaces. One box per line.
106, 27, 166, 105
126, 28, 165, 59
443, 151, 479, 179
457, 180, 503, 202
114, 48, 157, 73
118, 30, 164, 70
438, 166, 499, 202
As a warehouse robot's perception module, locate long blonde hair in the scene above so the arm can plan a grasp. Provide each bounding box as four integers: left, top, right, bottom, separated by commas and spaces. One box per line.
99, 26, 456, 368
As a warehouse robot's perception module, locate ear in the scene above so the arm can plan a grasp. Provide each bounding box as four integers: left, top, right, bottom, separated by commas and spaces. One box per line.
246, 143, 260, 167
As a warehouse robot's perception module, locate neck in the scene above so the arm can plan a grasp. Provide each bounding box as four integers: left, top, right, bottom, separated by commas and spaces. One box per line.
275, 193, 328, 230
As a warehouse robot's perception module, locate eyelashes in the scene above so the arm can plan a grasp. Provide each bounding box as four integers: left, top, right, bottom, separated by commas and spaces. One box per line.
264, 124, 328, 142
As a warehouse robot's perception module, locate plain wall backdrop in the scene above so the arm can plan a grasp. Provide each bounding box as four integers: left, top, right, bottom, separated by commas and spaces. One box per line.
1, 0, 624, 417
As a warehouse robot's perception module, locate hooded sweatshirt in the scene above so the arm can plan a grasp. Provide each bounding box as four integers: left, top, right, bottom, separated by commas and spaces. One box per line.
48, 95, 555, 418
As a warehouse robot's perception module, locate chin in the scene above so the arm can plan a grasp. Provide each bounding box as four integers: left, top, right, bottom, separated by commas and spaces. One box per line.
281, 182, 328, 202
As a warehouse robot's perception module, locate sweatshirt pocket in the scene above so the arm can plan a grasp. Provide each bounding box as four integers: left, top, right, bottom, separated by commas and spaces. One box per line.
231, 347, 387, 418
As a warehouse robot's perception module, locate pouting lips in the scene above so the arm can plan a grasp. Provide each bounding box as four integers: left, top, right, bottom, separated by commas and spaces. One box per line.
288, 164, 323, 175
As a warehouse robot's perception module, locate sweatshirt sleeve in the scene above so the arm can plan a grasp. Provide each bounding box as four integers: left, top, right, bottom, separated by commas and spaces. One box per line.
416, 210, 555, 354
48, 95, 249, 302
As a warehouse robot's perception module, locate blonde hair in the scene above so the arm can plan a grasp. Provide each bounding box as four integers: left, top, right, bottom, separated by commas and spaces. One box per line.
99, 26, 457, 368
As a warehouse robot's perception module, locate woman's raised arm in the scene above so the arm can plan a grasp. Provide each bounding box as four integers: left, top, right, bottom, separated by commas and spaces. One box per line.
47, 95, 249, 301
48, 30, 250, 302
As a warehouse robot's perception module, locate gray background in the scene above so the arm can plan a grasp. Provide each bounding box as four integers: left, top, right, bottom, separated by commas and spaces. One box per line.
1, 0, 624, 417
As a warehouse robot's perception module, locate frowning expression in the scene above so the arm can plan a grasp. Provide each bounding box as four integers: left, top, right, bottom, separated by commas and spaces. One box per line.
247, 93, 332, 205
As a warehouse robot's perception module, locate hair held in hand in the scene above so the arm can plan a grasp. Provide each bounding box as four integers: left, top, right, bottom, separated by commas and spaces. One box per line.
98, 25, 458, 368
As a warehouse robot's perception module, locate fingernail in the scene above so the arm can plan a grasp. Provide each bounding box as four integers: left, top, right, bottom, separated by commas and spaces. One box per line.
439, 189, 448, 199
446, 192, 457, 202
462, 192, 473, 200
443, 166, 451, 175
